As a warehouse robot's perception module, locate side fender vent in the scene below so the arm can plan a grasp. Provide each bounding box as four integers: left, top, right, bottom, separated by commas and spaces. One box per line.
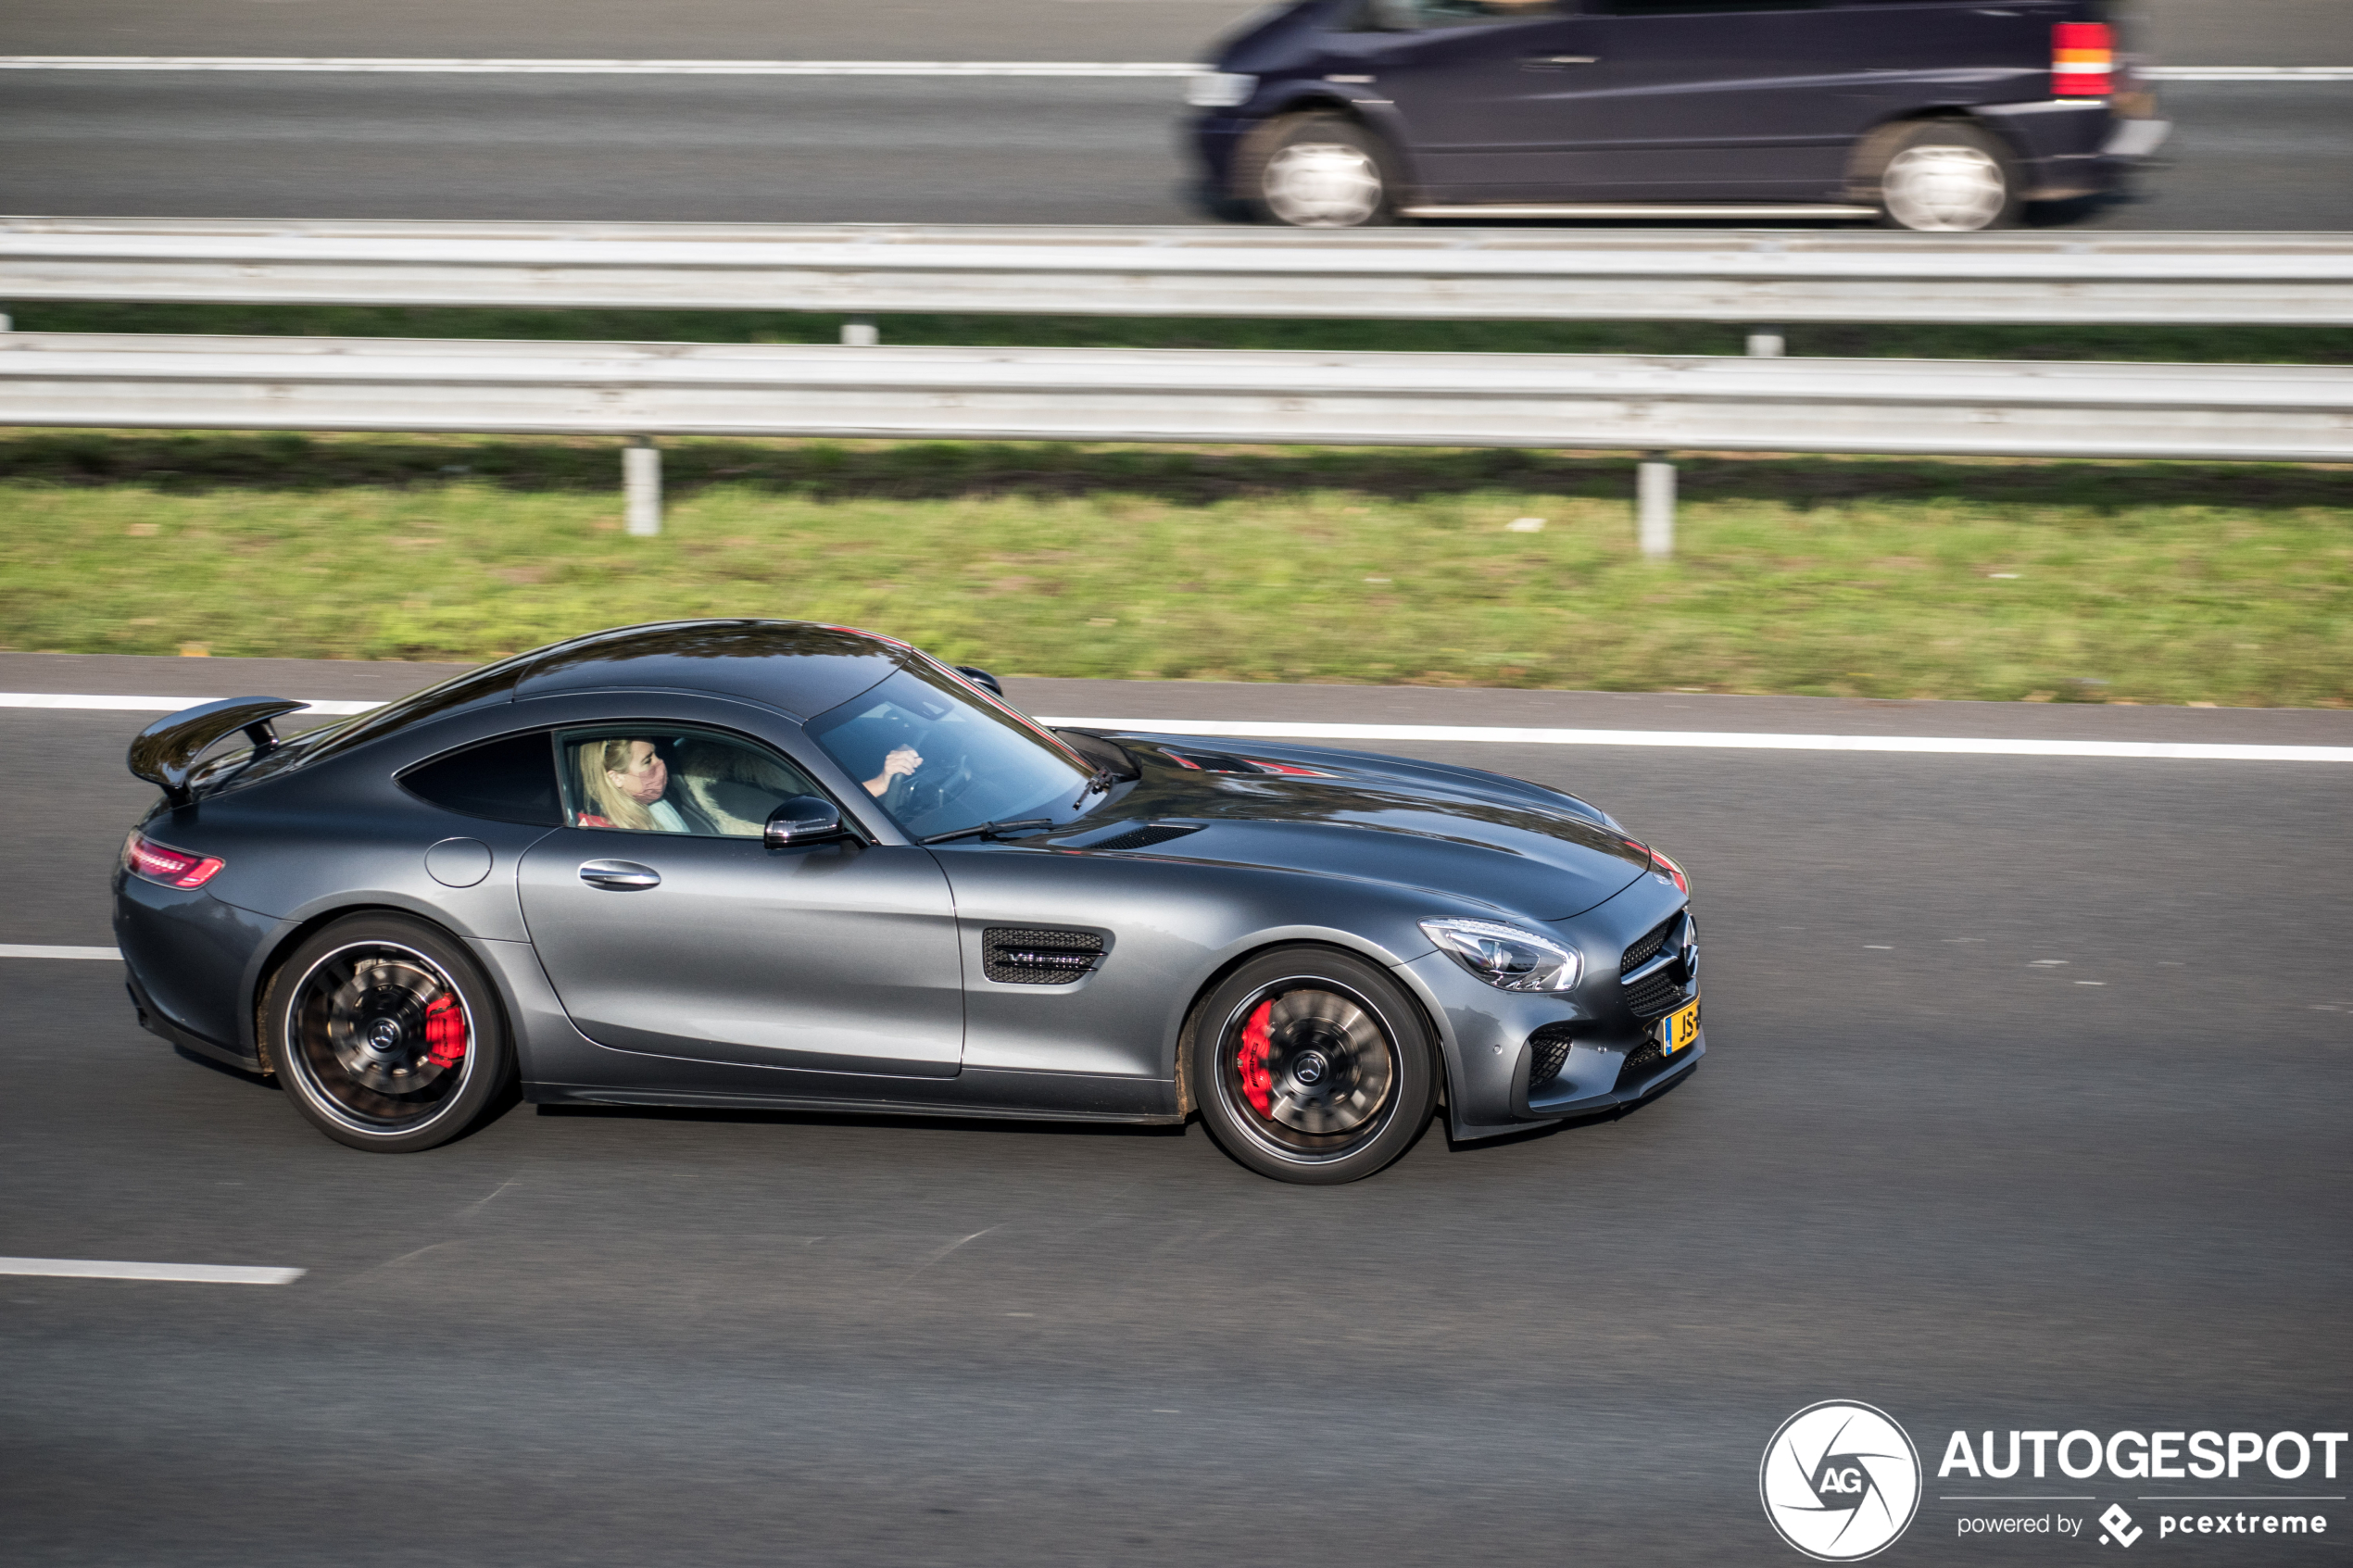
1088, 822, 1202, 853
984, 927, 1107, 985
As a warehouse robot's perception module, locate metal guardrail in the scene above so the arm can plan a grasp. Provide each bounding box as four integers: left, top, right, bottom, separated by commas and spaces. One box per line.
5, 219, 2351, 326
5, 332, 2347, 551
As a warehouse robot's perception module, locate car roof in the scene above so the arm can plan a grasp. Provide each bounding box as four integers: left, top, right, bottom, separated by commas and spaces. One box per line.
513, 620, 900, 718
300, 621, 903, 765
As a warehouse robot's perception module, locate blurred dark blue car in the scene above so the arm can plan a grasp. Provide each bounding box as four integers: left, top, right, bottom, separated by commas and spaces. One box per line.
1189, 0, 2166, 229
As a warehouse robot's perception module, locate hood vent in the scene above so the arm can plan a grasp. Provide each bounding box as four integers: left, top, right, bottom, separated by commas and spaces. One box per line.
1088, 822, 1202, 853
984, 927, 1106, 985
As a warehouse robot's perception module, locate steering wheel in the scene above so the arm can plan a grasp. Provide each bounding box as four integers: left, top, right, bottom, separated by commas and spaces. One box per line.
885, 743, 976, 822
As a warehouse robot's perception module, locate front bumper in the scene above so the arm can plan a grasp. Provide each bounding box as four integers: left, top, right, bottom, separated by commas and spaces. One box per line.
1398, 943, 1704, 1143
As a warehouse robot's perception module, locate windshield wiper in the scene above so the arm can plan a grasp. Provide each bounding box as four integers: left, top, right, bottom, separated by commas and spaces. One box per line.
1073, 767, 1116, 807
919, 817, 1055, 846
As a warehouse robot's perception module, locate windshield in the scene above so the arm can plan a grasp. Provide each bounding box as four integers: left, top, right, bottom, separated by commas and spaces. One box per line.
806, 662, 1096, 842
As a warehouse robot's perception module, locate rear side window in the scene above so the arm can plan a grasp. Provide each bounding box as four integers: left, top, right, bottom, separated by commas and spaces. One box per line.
401, 733, 563, 826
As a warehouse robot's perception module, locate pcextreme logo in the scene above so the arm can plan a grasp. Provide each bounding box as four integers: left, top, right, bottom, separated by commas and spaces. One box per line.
1760, 1401, 1925, 1562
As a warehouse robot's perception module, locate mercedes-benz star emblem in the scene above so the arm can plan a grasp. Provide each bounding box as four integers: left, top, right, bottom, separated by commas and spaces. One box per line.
1292, 1051, 1327, 1085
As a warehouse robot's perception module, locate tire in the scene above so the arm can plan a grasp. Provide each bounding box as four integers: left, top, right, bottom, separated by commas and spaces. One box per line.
1245, 114, 1395, 229
1873, 120, 2020, 232
1187, 947, 1439, 1184
261, 913, 514, 1153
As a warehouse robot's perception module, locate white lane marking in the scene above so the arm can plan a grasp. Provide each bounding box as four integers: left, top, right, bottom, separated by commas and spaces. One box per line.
0, 693, 382, 715
2145, 65, 2353, 81
0, 56, 2340, 80
1040, 716, 2353, 763
2, 695, 2344, 762
0, 1257, 304, 1284
0, 56, 1202, 76
0, 944, 120, 960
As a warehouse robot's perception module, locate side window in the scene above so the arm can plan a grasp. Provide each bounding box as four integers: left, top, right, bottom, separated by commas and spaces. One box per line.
1596, 0, 1818, 12
400, 732, 562, 826
560, 727, 823, 838
1353, 0, 1565, 28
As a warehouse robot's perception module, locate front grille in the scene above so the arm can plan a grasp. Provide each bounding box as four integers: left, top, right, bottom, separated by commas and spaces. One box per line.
1527, 1023, 1577, 1093
983, 927, 1106, 985
1088, 822, 1201, 853
1616, 1038, 1666, 1088
1619, 914, 1679, 976
1622, 968, 1687, 1022
1618, 910, 1692, 1021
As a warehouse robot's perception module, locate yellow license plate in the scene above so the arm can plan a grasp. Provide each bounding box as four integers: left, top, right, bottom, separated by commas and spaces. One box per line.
1660, 995, 1701, 1056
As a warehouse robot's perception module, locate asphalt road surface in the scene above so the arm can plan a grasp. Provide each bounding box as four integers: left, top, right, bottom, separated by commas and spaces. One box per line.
5, 654, 2348, 1565
1, 2, 2350, 229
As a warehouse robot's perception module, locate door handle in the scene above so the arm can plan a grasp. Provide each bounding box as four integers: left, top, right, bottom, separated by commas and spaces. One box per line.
578, 859, 661, 891
1523, 55, 1600, 69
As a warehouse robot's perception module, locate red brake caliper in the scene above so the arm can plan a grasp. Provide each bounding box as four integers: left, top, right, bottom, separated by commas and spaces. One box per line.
422, 993, 468, 1070
1237, 1000, 1276, 1117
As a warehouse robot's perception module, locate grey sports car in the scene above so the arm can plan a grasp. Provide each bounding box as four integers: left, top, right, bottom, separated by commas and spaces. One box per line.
115, 621, 1702, 1183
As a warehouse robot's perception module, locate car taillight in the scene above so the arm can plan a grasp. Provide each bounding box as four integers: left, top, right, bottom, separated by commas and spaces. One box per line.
2053, 21, 2113, 96
122, 831, 224, 889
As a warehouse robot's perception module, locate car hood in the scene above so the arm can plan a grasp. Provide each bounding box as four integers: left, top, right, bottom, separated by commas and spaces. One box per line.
1062, 734, 1653, 921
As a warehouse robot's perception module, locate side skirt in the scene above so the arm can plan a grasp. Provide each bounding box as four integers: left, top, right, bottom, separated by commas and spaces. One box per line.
1400, 202, 1878, 220
532, 1084, 1185, 1126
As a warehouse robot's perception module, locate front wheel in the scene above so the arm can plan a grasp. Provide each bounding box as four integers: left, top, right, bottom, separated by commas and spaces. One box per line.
1246, 114, 1395, 229
261, 913, 514, 1152
1188, 947, 1438, 1183
1873, 120, 2020, 232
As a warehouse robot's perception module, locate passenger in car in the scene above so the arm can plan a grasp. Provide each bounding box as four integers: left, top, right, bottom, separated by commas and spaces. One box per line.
669, 738, 807, 836
573, 738, 716, 834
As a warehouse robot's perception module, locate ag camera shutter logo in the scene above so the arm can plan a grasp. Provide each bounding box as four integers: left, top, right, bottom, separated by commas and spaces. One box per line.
1761, 1401, 1923, 1561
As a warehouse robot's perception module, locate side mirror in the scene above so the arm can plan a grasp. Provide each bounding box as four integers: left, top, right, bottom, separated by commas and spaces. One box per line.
953, 665, 1004, 697
763, 795, 848, 849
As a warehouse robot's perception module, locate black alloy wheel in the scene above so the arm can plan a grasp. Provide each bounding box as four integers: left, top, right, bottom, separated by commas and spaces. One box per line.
263, 913, 513, 1152
1189, 947, 1438, 1183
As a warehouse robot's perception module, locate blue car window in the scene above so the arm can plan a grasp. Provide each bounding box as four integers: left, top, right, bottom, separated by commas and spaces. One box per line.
805, 663, 1095, 843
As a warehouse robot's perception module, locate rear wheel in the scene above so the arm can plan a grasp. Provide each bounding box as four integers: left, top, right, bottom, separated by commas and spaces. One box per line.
1248, 114, 1394, 229
1874, 120, 2020, 232
1188, 948, 1437, 1183
262, 913, 512, 1152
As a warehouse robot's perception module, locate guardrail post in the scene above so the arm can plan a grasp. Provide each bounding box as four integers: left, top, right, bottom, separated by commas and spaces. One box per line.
624, 437, 661, 536
1638, 456, 1676, 559
1746, 329, 1784, 358
842, 316, 879, 346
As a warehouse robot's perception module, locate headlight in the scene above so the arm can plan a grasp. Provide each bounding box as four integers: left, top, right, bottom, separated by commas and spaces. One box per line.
1419, 918, 1583, 993
1186, 71, 1258, 108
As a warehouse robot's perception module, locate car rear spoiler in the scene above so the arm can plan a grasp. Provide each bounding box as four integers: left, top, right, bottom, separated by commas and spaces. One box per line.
128, 696, 312, 809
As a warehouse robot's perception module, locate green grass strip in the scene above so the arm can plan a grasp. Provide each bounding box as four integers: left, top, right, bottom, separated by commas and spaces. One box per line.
10, 303, 2350, 365
6, 430, 2347, 707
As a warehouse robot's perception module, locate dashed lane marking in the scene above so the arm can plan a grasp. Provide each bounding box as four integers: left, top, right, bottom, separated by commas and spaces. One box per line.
0, 1257, 303, 1284
0, 944, 120, 960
